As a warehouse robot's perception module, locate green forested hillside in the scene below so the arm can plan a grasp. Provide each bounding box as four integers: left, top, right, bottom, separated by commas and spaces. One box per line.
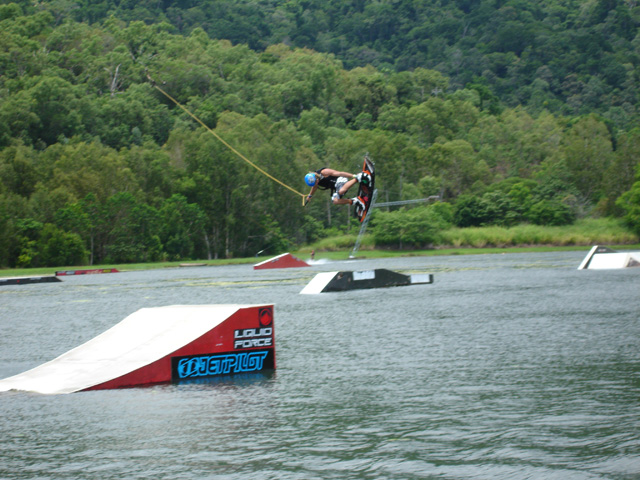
13, 0, 640, 125
1, 1, 639, 267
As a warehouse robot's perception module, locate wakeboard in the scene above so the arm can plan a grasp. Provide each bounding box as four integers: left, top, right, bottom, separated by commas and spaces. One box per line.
354, 155, 375, 222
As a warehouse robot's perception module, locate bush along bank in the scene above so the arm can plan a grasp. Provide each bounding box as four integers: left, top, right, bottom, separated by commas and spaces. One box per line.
368, 201, 638, 250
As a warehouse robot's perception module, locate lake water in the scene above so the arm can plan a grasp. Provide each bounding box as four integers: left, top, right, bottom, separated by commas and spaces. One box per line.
0, 251, 639, 479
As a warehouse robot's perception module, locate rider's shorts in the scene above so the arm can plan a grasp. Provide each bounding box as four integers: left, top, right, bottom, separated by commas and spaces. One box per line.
331, 177, 349, 201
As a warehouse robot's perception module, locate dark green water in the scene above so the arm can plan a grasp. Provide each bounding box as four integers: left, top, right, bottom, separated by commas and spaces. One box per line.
1, 252, 639, 479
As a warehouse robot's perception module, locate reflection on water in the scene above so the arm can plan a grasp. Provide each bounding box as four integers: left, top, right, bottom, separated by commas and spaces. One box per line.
1, 251, 639, 479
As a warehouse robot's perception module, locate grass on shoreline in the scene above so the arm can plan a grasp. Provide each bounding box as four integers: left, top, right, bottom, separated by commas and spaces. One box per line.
1, 218, 638, 278
438, 219, 638, 248
298, 217, 638, 252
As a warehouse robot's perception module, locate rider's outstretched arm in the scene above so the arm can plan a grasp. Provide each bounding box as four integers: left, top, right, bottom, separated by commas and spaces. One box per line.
305, 183, 319, 205
319, 168, 356, 180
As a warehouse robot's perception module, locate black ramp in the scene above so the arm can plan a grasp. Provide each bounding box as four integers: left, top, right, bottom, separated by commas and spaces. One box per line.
301, 269, 433, 294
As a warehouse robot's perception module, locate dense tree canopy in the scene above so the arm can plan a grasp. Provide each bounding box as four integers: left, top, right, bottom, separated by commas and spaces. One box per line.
11, 0, 638, 127
0, 1, 639, 266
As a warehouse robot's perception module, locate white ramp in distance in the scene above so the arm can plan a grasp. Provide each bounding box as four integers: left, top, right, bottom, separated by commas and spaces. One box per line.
578, 245, 640, 270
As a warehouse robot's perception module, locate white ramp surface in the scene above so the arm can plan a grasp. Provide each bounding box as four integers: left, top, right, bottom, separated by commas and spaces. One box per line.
300, 272, 339, 294
0, 305, 243, 394
578, 245, 640, 269
588, 252, 632, 269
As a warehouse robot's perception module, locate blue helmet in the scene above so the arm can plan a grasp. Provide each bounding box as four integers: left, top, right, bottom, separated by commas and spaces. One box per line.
305, 173, 317, 187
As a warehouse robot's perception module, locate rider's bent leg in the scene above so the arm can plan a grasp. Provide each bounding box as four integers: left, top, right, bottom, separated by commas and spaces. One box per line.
338, 178, 357, 197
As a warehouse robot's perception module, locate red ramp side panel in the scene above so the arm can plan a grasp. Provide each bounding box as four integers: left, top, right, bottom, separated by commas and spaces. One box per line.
254, 252, 309, 270
0, 305, 275, 395
87, 305, 275, 391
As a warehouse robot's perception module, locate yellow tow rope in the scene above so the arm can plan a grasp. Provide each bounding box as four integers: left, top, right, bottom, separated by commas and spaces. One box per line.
147, 73, 307, 206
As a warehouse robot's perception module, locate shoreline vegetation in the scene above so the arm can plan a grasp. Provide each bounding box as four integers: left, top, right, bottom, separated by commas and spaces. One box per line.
1, 219, 638, 279
303, 218, 639, 252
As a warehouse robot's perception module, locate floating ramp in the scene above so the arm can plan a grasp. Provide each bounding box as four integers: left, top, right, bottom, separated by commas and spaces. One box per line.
301, 269, 433, 294
578, 245, 640, 270
0, 304, 275, 395
55, 268, 119, 276
254, 252, 309, 270
0, 275, 61, 286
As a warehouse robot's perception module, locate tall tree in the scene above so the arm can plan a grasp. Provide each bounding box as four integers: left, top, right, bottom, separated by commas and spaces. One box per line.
562, 114, 614, 204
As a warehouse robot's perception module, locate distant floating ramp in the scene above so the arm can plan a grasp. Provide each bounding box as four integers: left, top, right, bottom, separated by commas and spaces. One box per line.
55, 268, 119, 276
0, 275, 61, 286
254, 252, 309, 270
301, 269, 433, 294
578, 245, 640, 270
0, 304, 275, 395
